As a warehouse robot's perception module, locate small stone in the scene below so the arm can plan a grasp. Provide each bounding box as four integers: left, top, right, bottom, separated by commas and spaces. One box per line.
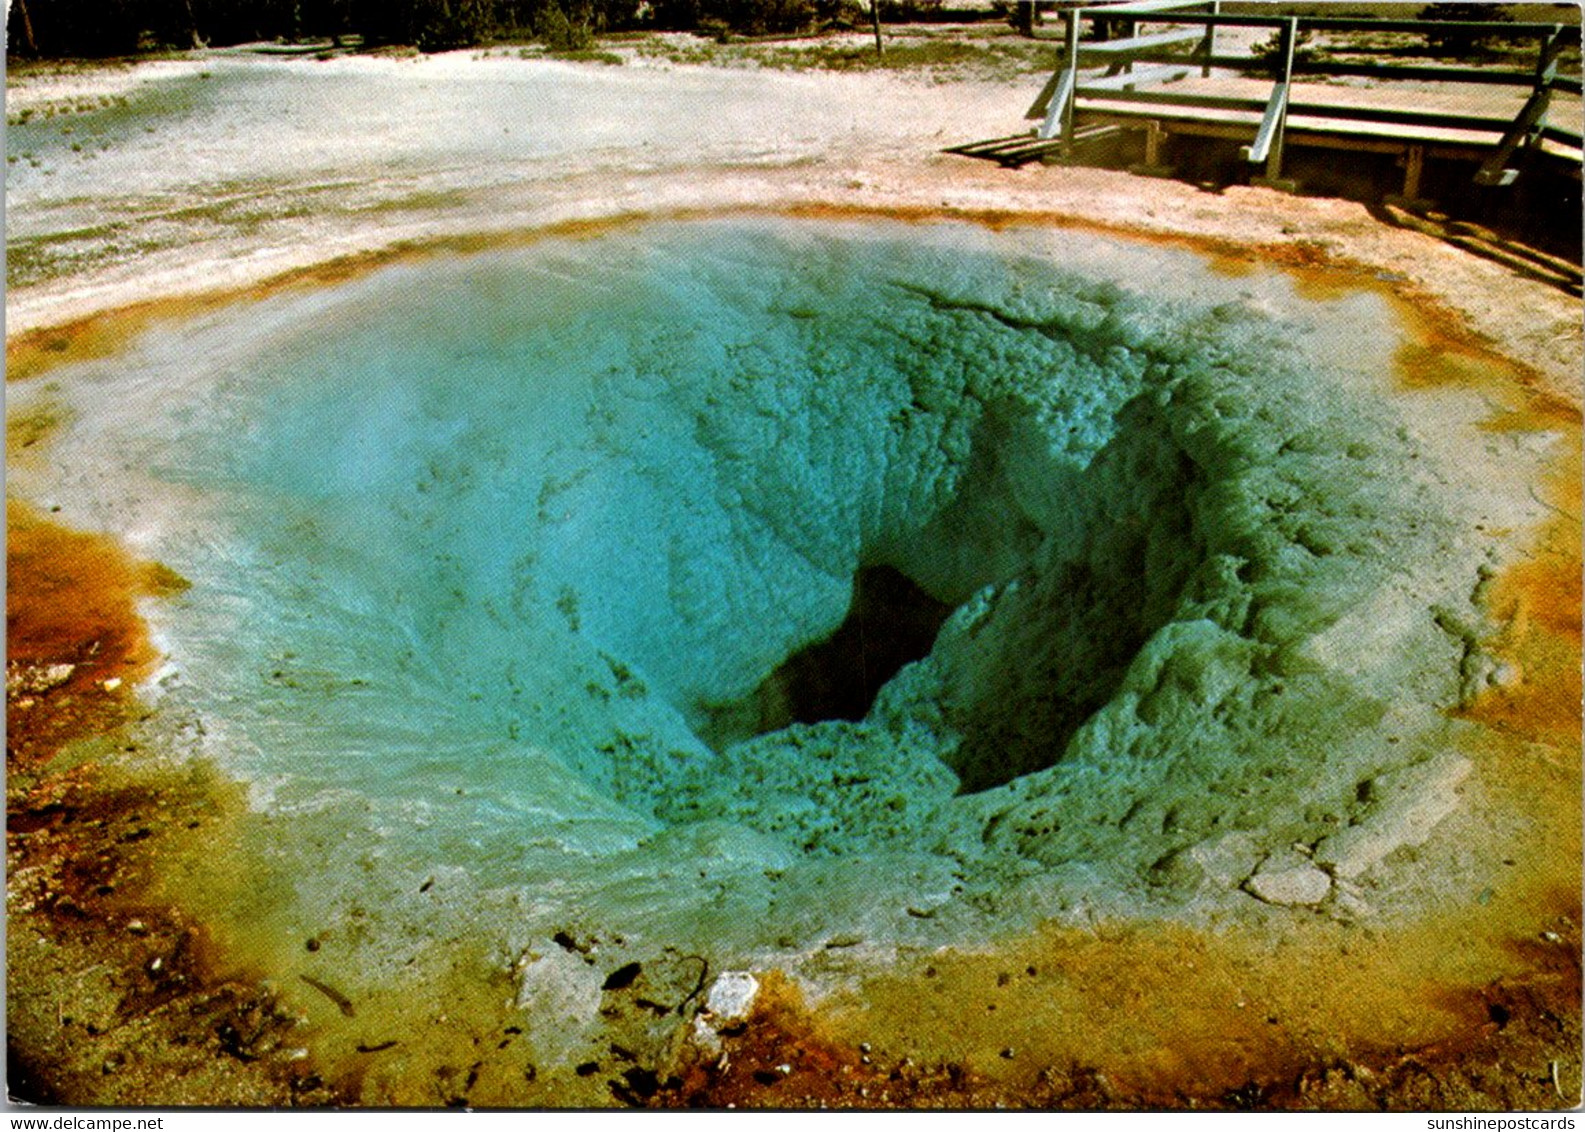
126, 919, 148, 935
1153, 832, 1262, 892
692, 1015, 722, 1053
7, 662, 75, 696
102, 677, 123, 692
1330, 884, 1374, 920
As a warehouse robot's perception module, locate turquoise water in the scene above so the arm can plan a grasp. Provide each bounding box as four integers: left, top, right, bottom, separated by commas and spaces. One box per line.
19, 217, 1475, 958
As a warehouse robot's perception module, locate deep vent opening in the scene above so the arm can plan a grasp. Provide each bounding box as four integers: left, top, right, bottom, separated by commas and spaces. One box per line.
697, 565, 954, 751
684, 395, 1205, 803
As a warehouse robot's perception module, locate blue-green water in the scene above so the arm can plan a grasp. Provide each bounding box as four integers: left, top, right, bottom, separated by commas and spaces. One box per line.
18, 216, 1476, 960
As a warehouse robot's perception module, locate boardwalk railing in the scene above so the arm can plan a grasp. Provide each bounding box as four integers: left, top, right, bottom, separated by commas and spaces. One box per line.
1023, 1, 1583, 191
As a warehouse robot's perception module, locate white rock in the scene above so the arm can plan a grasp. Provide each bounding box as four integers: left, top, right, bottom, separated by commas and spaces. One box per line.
1181, 832, 1262, 889
691, 1014, 723, 1053
1294, 587, 1418, 679
1314, 753, 1472, 880
6, 662, 75, 695
1246, 863, 1332, 907
40, 662, 74, 688
704, 970, 759, 1022
513, 947, 604, 1056
1331, 886, 1374, 920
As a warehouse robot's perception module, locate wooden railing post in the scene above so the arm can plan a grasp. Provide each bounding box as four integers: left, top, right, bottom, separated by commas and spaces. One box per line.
1013, 1, 1035, 38
1534, 23, 1562, 85
1201, 0, 1219, 78
1247, 16, 1296, 189
1063, 7, 1083, 149
1476, 23, 1563, 185
1037, 7, 1083, 147
1401, 144, 1426, 202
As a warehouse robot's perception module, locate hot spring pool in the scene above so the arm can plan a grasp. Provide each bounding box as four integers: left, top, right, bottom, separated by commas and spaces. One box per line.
11, 214, 1520, 1038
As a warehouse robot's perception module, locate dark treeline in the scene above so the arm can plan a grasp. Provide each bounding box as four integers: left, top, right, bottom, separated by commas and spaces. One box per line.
7, 0, 865, 58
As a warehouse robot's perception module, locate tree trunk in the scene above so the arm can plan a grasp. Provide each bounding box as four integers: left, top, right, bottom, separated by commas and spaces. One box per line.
179, 0, 207, 48
14, 0, 39, 54
871, 0, 883, 56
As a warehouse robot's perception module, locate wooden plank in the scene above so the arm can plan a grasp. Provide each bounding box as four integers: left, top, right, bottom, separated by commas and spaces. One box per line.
1071, 11, 1291, 29
945, 124, 1123, 167
1099, 50, 1545, 82
1143, 119, 1168, 167
1077, 89, 1270, 113
1078, 27, 1204, 57
1110, 12, 1578, 36
1534, 25, 1574, 87
981, 136, 1062, 154
1090, 0, 1214, 15
1080, 64, 1194, 90
1093, 49, 1250, 67
1298, 16, 1579, 39
1542, 121, 1584, 146
1289, 60, 1537, 87
1284, 99, 1518, 134
1076, 88, 1532, 138
1081, 110, 1506, 157
1086, 108, 1286, 134
945, 132, 1041, 151
1102, 49, 1293, 68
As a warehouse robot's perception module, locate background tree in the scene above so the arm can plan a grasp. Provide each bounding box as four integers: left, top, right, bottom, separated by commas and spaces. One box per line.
1417, 2, 1513, 58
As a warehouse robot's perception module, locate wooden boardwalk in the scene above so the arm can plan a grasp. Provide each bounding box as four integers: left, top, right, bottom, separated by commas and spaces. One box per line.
953, 1, 1582, 203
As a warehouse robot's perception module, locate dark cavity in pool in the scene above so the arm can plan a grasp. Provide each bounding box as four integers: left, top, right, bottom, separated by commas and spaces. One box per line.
699, 565, 953, 750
